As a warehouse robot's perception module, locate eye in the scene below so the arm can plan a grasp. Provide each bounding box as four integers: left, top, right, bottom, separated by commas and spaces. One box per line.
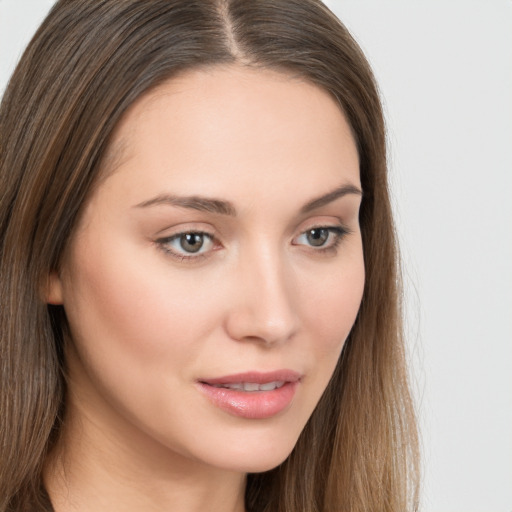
157, 232, 216, 259
293, 226, 348, 250
304, 228, 330, 247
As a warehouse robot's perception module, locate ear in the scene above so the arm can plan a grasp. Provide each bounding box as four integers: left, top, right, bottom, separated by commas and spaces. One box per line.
45, 270, 64, 305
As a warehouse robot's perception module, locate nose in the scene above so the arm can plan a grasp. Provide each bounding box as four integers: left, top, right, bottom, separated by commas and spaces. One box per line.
224, 246, 299, 346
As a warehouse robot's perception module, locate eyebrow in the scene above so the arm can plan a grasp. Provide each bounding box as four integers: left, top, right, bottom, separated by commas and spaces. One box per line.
300, 184, 362, 213
135, 194, 237, 216
134, 183, 362, 216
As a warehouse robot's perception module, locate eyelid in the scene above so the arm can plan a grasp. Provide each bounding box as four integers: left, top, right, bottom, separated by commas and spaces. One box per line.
155, 229, 220, 262
292, 223, 351, 251
154, 219, 217, 237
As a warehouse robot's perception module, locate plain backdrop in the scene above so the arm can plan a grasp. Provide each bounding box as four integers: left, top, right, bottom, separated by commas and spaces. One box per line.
1, 1, 511, 511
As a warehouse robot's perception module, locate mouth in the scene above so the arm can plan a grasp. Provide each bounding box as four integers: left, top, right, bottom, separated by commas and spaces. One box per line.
197, 370, 301, 419
208, 381, 286, 392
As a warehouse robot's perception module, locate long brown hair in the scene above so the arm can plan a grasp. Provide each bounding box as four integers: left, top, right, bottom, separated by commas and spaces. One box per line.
0, 1, 419, 510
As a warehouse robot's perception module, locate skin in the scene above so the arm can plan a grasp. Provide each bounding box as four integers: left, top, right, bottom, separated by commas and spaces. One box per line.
45, 65, 365, 512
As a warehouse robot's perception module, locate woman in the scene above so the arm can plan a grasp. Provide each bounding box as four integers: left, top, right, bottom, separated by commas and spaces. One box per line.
0, 1, 419, 511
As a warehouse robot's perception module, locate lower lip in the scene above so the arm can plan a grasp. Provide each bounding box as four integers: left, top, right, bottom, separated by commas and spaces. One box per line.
197, 381, 298, 419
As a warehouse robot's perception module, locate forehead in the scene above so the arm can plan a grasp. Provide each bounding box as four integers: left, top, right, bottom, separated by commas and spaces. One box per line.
97, 64, 360, 205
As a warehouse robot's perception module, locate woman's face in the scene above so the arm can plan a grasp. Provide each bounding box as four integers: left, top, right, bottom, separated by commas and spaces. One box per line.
50, 66, 364, 474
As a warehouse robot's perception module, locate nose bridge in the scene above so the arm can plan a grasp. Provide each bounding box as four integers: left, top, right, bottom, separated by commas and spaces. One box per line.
225, 237, 298, 345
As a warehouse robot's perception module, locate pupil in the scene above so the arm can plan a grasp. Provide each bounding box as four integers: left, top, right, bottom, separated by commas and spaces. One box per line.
180, 233, 203, 253
307, 228, 328, 247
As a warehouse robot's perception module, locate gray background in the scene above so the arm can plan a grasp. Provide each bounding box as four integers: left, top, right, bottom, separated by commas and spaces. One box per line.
1, 1, 511, 510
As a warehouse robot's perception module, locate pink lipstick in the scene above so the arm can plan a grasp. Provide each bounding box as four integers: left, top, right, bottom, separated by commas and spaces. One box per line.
197, 370, 301, 419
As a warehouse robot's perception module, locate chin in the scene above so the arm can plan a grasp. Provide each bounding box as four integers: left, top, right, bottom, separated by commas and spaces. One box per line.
234, 450, 293, 474
196, 426, 302, 474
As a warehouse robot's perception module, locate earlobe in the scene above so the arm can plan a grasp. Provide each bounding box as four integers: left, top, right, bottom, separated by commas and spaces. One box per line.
45, 271, 64, 305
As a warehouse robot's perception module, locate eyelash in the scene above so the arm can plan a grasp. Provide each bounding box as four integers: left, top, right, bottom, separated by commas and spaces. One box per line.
156, 231, 217, 262
293, 225, 350, 254
156, 225, 350, 262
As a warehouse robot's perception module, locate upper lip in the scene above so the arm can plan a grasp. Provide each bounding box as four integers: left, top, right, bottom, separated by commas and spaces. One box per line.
200, 370, 302, 385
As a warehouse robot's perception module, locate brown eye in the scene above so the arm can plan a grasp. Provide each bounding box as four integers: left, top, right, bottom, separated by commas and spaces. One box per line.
158, 232, 215, 258
293, 225, 349, 252
306, 228, 330, 247
179, 233, 206, 253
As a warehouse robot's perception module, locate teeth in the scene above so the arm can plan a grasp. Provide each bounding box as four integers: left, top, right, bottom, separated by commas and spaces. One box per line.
212, 383, 243, 390
259, 381, 285, 391
212, 381, 285, 392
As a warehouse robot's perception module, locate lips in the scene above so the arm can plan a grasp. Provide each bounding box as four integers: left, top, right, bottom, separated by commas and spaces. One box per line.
198, 370, 301, 419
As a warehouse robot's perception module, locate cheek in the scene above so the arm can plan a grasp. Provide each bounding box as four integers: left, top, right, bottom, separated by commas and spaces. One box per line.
305, 254, 364, 348
60, 238, 229, 446
297, 245, 365, 399
61, 237, 221, 376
